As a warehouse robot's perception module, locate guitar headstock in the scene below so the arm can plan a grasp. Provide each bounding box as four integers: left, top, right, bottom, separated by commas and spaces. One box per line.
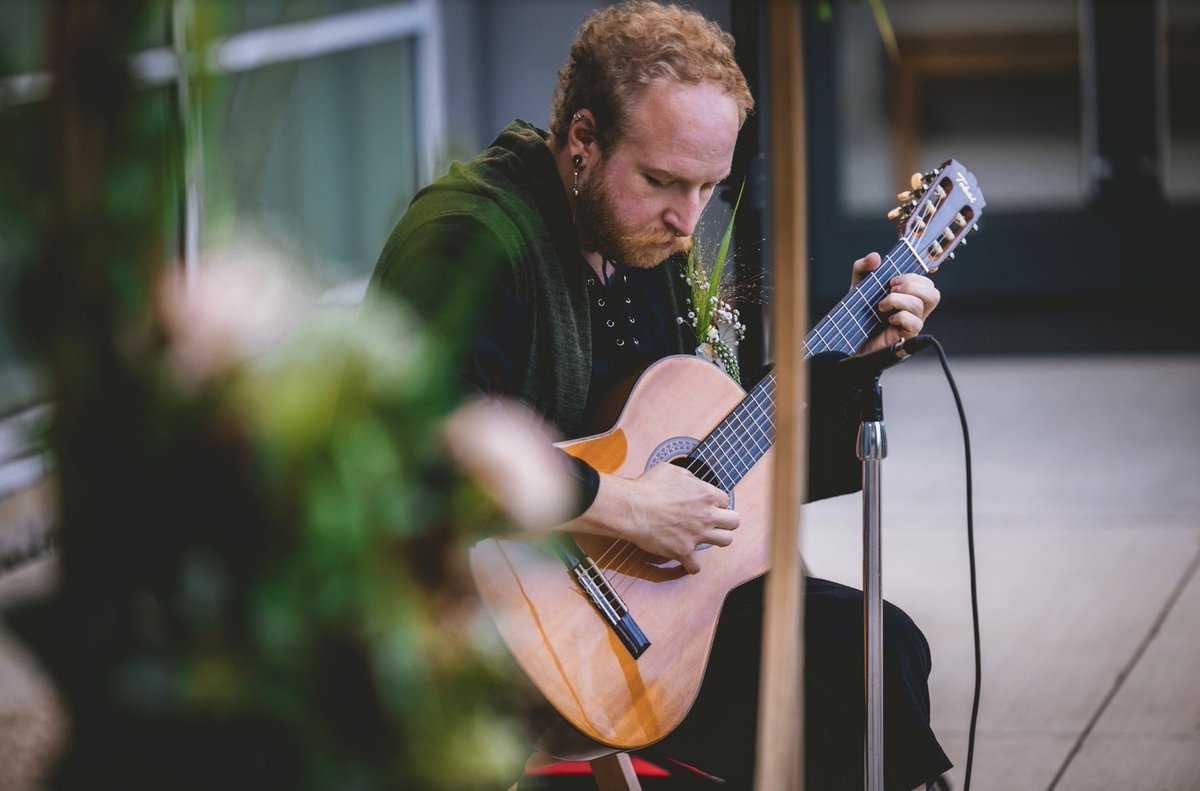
888, 159, 985, 273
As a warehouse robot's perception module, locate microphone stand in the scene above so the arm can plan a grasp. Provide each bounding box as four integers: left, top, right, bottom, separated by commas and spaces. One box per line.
822, 334, 932, 789
856, 371, 887, 791
829, 334, 932, 790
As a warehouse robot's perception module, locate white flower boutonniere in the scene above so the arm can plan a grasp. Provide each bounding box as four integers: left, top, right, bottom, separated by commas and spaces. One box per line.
677, 181, 746, 384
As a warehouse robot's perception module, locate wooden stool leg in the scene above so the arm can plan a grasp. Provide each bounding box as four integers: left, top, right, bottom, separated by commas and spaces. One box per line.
590, 752, 642, 791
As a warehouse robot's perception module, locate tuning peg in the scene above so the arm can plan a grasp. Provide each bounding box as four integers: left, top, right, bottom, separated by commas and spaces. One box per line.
927, 241, 944, 258
947, 251, 955, 260
933, 185, 947, 201
887, 199, 918, 221
970, 223, 981, 235
941, 228, 955, 243
953, 212, 968, 228
911, 170, 937, 189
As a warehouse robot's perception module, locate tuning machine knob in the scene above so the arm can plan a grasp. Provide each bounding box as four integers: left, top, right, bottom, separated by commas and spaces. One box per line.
887, 200, 917, 221
910, 170, 937, 190
896, 186, 926, 203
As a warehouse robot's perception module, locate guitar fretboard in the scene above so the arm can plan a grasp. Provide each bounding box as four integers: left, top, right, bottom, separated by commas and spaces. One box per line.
684, 239, 926, 492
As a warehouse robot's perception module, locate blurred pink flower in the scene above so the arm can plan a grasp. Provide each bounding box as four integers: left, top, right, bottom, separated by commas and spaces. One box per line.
158, 241, 311, 387
444, 398, 576, 531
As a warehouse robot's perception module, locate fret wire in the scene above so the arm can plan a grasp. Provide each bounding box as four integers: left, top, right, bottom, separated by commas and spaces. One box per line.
697, 389, 771, 486
705, 442, 744, 487
690, 370, 787, 490
734, 401, 765, 449
724, 424, 753, 472
704, 420, 744, 485
841, 307, 869, 336
698, 435, 738, 487
683, 455, 720, 487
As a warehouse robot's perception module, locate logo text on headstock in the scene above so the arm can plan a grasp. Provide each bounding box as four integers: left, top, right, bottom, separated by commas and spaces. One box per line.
955, 171, 978, 204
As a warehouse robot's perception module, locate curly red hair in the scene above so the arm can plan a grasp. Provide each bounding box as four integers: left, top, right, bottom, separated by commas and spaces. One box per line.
549, 1, 754, 151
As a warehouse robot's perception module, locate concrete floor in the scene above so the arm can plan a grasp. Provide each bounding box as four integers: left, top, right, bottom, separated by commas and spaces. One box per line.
802, 354, 1200, 791
1, 354, 1198, 790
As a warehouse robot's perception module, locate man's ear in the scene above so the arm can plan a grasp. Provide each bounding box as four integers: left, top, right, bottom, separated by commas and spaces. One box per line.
568, 109, 599, 163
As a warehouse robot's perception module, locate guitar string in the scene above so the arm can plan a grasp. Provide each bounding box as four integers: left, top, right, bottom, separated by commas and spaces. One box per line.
598, 239, 927, 594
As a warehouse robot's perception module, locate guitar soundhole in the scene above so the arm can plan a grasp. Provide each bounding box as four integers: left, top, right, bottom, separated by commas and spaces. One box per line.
669, 456, 725, 494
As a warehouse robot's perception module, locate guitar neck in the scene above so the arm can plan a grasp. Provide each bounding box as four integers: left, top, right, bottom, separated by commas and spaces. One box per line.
686, 238, 926, 491
803, 238, 926, 358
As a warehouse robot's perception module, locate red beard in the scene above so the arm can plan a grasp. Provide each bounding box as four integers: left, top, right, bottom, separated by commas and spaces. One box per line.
575, 161, 692, 268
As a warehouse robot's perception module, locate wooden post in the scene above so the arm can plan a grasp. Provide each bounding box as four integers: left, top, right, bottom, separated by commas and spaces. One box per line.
590, 753, 642, 791
755, 1, 809, 790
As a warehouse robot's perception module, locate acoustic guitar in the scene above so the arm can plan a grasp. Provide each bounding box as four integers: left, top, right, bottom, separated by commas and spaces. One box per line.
469, 160, 985, 753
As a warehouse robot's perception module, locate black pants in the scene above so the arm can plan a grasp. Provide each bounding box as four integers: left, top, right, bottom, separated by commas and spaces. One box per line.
640, 576, 952, 790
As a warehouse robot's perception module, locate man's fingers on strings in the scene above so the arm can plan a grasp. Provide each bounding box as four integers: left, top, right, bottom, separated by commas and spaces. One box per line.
889, 274, 941, 313
850, 251, 882, 288
681, 553, 701, 575
711, 506, 740, 531
877, 290, 926, 321
854, 251, 882, 273
707, 485, 730, 509
888, 310, 922, 338
705, 529, 735, 548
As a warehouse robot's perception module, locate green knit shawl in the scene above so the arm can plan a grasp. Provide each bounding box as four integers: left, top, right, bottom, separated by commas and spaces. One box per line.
368, 121, 691, 438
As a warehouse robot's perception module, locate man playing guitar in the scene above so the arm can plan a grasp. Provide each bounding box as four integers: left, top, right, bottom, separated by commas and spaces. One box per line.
368, 3, 950, 787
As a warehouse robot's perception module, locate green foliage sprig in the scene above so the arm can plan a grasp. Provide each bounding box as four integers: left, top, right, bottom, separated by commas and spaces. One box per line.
679, 180, 746, 384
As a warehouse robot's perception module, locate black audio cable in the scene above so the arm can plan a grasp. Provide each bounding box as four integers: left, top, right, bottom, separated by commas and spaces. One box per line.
926, 337, 981, 791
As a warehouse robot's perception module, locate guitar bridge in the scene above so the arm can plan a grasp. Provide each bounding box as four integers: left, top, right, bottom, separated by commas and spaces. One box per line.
552, 537, 651, 659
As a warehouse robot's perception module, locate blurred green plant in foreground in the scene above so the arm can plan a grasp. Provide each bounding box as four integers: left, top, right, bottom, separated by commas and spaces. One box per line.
2, 2, 564, 788
150, 256, 537, 789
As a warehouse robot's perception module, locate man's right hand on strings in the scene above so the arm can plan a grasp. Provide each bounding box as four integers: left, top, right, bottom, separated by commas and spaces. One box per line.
566, 462, 740, 574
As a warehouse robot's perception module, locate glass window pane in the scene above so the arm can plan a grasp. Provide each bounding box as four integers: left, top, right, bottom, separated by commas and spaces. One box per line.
204, 36, 420, 288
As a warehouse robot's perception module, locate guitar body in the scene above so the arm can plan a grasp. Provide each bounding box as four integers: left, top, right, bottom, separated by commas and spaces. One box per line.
469, 355, 776, 752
